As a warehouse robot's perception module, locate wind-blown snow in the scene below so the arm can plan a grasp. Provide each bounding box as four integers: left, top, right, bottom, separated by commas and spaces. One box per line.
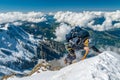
8, 51, 120, 80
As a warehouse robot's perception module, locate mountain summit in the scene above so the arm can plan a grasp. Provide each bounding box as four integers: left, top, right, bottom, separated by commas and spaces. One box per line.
8, 51, 120, 80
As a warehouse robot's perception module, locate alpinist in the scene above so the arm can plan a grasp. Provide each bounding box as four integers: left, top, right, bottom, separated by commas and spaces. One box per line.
64, 26, 101, 64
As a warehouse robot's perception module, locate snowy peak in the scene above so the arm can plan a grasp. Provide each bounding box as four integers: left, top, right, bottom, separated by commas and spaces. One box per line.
8, 51, 120, 80
52, 51, 120, 80
0, 23, 65, 78
0, 24, 39, 77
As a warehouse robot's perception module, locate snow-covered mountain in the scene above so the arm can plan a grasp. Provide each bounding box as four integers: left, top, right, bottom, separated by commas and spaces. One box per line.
0, 23, 65, 78
8, 51, 120, 80
0, 23, 39, 76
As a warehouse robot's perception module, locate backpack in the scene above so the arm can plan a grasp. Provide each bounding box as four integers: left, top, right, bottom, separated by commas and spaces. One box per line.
66, 26, 90, 43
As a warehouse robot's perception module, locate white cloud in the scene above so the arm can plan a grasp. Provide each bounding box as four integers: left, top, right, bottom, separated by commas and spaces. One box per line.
54, 10, 120, 31
1, 11, 120, 31
0, 12, 46, 24
54, 23, 72, 41
1, 11, 120, 42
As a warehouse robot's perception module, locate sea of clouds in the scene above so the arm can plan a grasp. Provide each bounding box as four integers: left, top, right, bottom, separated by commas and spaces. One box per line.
54, 10, 120, 31
0, 12, 46, 24
0, 11, 120, 41
54, 10, 120, 41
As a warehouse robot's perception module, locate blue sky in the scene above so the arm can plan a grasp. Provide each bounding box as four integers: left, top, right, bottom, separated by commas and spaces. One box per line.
0, 0, 120, 12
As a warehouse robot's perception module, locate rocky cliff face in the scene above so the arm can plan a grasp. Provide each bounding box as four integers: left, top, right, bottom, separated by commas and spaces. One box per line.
37, 40, 65, 61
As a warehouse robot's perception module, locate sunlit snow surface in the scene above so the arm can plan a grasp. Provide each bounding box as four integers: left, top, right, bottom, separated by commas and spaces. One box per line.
8, 51, 120, 80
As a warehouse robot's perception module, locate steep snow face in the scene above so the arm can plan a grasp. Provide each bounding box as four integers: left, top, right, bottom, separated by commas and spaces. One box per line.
8, 51, 120, 80
51, 51, 120, 80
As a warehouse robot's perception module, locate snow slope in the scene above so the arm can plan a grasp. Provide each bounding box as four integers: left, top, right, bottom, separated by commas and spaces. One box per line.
8, 51, 120, 80
0, 23, 39, 77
